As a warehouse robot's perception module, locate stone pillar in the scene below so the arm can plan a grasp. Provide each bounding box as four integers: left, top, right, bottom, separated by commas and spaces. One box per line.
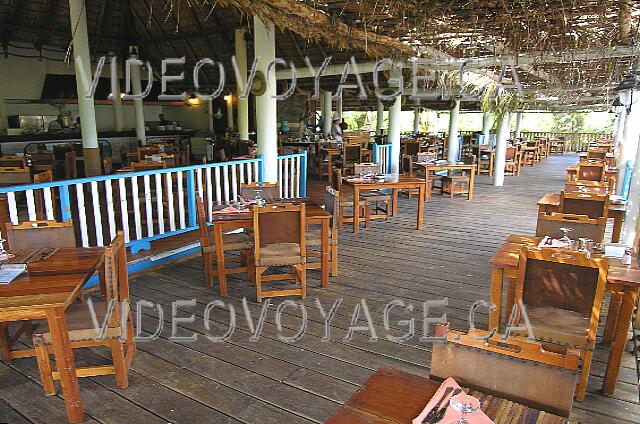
493, 112, 511, 187
447, 100, 461, 163
388, 96, 402, 174
110, 56, 124, 132
235, 28, 249, 140
254, 16, 278, 182
129, 48, 146, 145
376, 99, 384, 135
69, 0, 101, 176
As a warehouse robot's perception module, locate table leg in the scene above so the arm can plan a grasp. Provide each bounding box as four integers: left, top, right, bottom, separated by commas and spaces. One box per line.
489, 153, 494, 176
392, 188, 399, 216
611, 215, 623, 243
0, 323, 11, 363
213, 225, 228, 297
602, 292, 622, 345
468, 168, 475, 201
417, 183, 425, 230
603, 289, 638, 395
504, 277, 516, 325
321, 219, 330, 287
489, 267, 504, 332
353, 185, 360, 234
45, 307, 84, 423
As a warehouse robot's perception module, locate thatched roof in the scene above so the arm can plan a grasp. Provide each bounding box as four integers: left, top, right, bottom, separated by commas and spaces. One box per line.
1, 0, 638, 111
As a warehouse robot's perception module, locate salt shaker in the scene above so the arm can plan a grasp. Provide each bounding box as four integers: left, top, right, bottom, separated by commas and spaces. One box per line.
622, 248, 633, 266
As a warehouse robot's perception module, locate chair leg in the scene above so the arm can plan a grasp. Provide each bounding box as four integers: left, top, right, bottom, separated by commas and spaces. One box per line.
385, 201, 390, 221
364, 205, 371, 228
330, 243, 338, 276
295, 264, 307, 298
576, 349, 593, 401
33, 335, 56, 396
110, 339, 129, 388
0, 323, 12, 364
203, 253, 213, 287
255, 267, 265, 303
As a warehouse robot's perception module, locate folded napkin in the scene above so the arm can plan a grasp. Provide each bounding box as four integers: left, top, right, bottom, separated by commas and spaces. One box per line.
347, 178, 373, 183
413, 378, 493, 424
212, 206, 249, 214
537, 236, 570, 249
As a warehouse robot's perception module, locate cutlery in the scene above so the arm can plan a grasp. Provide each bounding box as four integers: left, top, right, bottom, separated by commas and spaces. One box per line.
422, 386, 453, 423
431, 388, 462, 423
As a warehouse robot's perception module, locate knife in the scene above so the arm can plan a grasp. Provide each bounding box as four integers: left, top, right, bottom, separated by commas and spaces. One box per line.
422, 386, 453, 424
431, 388, 462, 423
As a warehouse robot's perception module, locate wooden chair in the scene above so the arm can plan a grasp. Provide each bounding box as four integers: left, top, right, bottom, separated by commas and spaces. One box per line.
559, 191, 609, 219
307, 186, 339, 276
504, 146, 521, 176
586, 147, 608, 161
32, 232, 136, 395
342, 144, 362, 176
564, 181, 609, 195
403, 141, 420, 157
240, 182, 280, 201
511, 247, 608, 401
64, 151, 77, 180
332, 169, 370, 229
131, 161, 167, 172
431, 329, 580, 417
0, 156, 26, 168
550, 139, 565, 155
28, 151, 54, 166
441, 155, 475, 199
196, 197, 253, 296
6, 220, 76, 250
33, 171, 54, 220
0, 167, 31, 186
535, 212, 606, 243
575, 162, 605, 182
253, 203, 307, 302
102, 158, 113, 175
136, 147, 160, 162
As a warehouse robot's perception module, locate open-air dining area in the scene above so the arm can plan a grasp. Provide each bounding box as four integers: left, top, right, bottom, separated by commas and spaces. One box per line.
2, 1, 640, 423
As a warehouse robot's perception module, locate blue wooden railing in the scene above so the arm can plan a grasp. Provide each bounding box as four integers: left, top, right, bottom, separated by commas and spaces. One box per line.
372, 143, 393, 173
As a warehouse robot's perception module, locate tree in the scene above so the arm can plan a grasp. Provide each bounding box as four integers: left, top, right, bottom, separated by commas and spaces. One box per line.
551, 113, 585, 133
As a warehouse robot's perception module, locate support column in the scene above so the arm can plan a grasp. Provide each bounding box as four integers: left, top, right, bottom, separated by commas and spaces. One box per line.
493, 112, 511, 187
322, 91, 332, 137
388, 95, 402, 174
235, 28, 249, 140
207, 99, 215, 134
254, 16, 278, 182
413, 100, 420, 133
447, 100, 461, 163
336, 96, 343, 121
622, 117, 640, 245
514, 111, 523, 140
129, 48, 146, 145
69, 0, 101, 176
376, 99, 384, 135
225, 95, 234, 130
110, 56, 124, 132
0, 96, 6, 132
482, 112, 492, 145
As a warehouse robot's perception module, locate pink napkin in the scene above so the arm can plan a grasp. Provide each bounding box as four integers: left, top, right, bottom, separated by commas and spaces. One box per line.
212, 206, 249, 215
537, 236, 570, 249
412, 378, 493, 424
347, 178, 373, 183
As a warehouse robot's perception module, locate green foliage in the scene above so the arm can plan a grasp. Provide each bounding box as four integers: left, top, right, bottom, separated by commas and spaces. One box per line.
551, 113, 585, 132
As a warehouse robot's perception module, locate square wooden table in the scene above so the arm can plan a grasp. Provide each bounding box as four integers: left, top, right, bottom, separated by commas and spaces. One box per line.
342, 175, 428, 234
537, 193, 625, 242
0, 247, 105, 423
325, 368, 571, 423
210, 201, 332, 294
414, 162, 476, 200
488, 235, 639, 396
566, 165, 617, 190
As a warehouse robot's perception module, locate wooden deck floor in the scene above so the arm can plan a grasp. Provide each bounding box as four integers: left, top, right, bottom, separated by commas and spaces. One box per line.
1, 154, 639, 423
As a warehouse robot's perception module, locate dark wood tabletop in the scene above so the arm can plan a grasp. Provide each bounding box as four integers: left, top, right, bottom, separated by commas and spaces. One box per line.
208, 199, 330, 223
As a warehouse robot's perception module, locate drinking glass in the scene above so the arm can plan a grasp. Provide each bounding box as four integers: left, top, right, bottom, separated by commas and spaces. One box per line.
448, 393, 480, 424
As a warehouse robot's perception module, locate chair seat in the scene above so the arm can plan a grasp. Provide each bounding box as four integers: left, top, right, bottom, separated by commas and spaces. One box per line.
340, 196, 369, 208
443, 175, 470, 181
361, 191, 391, 201
307, 229, 337, 247
34, 302, 124, 344
513, 305, 590, 349
257, 243, 305, 266
202, 232, 253, 253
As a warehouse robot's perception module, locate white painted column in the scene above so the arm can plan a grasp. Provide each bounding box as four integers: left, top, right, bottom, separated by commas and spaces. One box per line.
235, 28, 249, 140
68, 0, 100, 176
447, 100, 461, 163
622, 114, 640, 245
493, 112, 511, 187
336, 96, 343, 120
226, 95, 234, 130
482, 112, 492, 145
322, 91, 332, 137
129, 49, 147, 145
254, 16, 278, 182
514, 111, 523, 140
388, 95, 402, 174
207, 99, 215, 134
110, 57, 124, 132
376, 99, 384, 135
413, 100, 420, 133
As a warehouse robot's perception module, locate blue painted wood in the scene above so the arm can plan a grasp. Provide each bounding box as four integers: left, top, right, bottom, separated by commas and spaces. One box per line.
59, 185, 72, 222
186, 169, 197, 227
258, 154, 265, 181
622, 160, 633, 199
300, 151, 308, 197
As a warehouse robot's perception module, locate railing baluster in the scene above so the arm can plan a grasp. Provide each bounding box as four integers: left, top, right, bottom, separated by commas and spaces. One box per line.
294, 156, 300, 198
76, 183, 89, 247
177, 171, 186, 229
25, 190, 36, 221
231, 163, 238, 201
206, 167, 213, 219
214, 166, 222, 205
7, 192, 18, 225
118, 178, 130, 243
91, 181, 103, 246
166, 172, 176, 232
239, 162, 245, 185
155, 173, 165, 234
247, 160, 253, 183
144, 175, 154, 237
131, 176, 142, 240
44, 187, 54, 221
283, 158, 289, 198
105, 180, 117, 240
223, 165, 230, 202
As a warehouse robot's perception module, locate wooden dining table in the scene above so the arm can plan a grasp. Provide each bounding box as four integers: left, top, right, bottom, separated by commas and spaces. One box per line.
209, 200, 332, 293
342, 175, 428, 234
537, 192, 625, 242
326, 367, 573, 423
0, 247, 105, 423
566, 165, 617, 189
488, 235, 639, 396
414, 162, 476, 200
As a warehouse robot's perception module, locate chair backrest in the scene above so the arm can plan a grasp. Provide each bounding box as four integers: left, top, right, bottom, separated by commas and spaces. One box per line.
535, 212, 606, 243
137, 147, 160, 161
131, 161, 166, 172
104, 232, 129, 328
417, 152, 437, 163
515, 246, 607, 345
564, 181, 609, 195
430, 329, 579, 418
587, 148, 607, 160
332, 168, 343, 192
460, 154, 476, 165
576, 162, 605, 182
354, 163, 381, 175
560, 191, 609, 219
505, 146, 517, 161
6, 220, 76, 250
401, 154, 414, 176
0, 156, 26, 168
65, 151, 77, 179
343, 144, 362, 164
253, 203, 306, 260
33, 170, 53, 184
102, 158, 113, 175
240, 182, 280, 200
29, 151, 54, 164
403, 141, 420, 156
0, 167, 31, 186
324, 186, 339, 230
195, 196, 212, 249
